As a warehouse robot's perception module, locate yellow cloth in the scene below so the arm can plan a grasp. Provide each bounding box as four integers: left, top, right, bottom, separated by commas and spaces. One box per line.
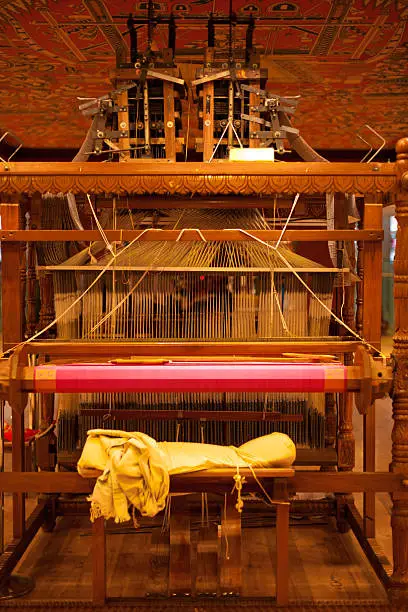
77, 430, 295, 523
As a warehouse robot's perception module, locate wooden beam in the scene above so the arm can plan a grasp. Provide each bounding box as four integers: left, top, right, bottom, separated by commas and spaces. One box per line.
0, 229, 384, 242
0, 161, 396, 178
0, 161, 397, 196
15, 339, 362, 359
0, 471, 406, 494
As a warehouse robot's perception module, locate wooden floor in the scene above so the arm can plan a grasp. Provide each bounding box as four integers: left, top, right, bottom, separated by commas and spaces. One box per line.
9, 514, 388, 603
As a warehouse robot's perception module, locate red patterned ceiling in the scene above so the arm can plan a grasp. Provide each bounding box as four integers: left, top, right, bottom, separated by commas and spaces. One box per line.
0, 0, 407, 150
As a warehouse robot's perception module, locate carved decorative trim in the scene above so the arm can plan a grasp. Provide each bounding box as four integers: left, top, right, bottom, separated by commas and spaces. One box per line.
0, 162, 398, 195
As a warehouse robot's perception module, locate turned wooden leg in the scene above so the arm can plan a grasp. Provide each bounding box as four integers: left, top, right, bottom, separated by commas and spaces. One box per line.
337, 390, 355, 533
389, 138, 408, 605
338, 384, 355, 471
363, 407, 376, 538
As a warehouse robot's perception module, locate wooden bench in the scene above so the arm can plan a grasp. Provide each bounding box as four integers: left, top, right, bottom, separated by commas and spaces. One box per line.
91, 467, 294, 604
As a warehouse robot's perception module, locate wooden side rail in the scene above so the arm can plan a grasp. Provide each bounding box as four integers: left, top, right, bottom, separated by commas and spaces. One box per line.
0, 470, 407, 494
0, 229, 384, 242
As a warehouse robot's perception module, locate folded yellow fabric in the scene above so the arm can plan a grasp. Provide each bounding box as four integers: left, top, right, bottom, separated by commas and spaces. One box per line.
77, 430, 295, 523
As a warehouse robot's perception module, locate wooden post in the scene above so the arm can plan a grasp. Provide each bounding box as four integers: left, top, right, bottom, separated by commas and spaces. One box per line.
362, 193, 383, 539
1, 202, 26, 538
276, 502, 290, 606
203, 81, 214, 162
248, 89, 260, 150
389, 137, 408, 604
163, 81, 176, 161
1, 202, 24, 351
92, 516, 106, 604
117, 89, 131, 160
335, 194, 355, 474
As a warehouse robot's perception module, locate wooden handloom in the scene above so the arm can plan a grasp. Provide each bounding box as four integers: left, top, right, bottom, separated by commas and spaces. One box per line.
0, 148, 407, 606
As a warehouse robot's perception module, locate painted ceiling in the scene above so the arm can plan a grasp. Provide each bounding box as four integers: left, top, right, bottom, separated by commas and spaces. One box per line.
0, 0, 407, 151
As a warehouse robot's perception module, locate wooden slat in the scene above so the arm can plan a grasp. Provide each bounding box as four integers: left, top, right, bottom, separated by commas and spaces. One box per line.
18, 339, 362, 359
196, 523, 218, 596
92, 517, 106, 605
163, 81, 176, 161
116, 90, 130, 161
147, 527, 169, 597
202, 82, 214, 162
0, 160, 396, 177
0, 470, 405, 494
220, 493, 242, 595
169, 495, 191, 595
362, 195, 383, 539
0, 229, 383, 242
276, 503, 290, 605
56, 447, 338, 470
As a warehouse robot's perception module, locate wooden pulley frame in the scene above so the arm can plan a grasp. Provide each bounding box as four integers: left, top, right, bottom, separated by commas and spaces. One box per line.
354, 345, 392, 415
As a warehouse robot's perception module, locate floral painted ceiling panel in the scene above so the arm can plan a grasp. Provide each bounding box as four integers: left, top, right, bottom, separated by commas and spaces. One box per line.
0, 0, 407, 150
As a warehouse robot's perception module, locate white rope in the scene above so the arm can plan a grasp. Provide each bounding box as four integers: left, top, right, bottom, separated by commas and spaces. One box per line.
86, 193, 115, 255
227, 228, 386, 358
209, 119, 243, 163
86, 226, 197, 336
175, 228, 207, 242
1, 228, 158, 358
275, 192, 300, 249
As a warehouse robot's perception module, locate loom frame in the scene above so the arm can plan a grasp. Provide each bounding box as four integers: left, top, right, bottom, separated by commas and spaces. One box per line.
0, 140, 407, 604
